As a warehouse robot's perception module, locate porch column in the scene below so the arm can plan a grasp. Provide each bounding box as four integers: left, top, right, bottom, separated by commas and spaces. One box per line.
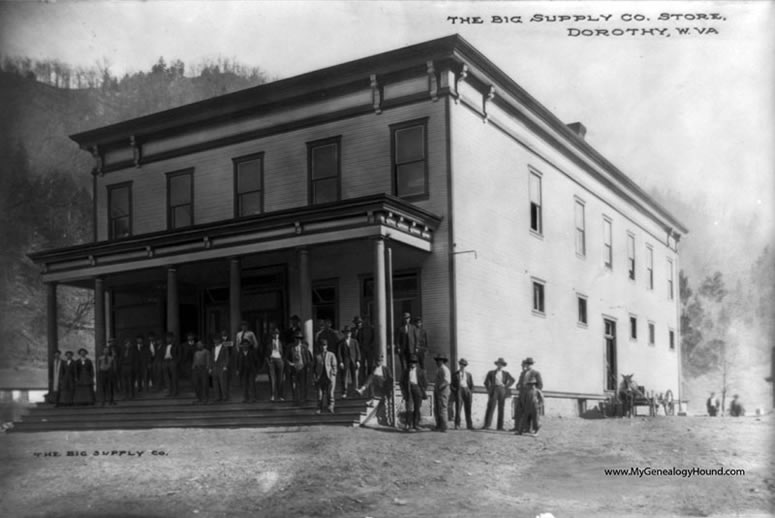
297, 247, 313, 349
94, 276, 106, 358
229, 257, 241, 338
46, 282, 58, 394
373, 236, 387, 360
166, 266, 179, 340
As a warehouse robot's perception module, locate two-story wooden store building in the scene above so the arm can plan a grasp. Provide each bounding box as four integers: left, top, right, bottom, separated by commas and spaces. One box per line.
30, 35, 687, 415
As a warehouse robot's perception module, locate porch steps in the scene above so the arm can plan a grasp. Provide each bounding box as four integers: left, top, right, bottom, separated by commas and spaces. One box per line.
9, 395, 369, 433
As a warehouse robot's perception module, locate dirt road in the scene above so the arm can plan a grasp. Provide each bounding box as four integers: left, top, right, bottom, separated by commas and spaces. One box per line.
0, 414, 771, 517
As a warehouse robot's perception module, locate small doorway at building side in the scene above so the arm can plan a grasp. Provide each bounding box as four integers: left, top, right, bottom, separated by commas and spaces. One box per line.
604, 318, 617, 391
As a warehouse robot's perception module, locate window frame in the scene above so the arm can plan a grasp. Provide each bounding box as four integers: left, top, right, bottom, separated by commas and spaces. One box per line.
574, 197, 586, 257
603, 216, 613, 270
307, 136, 342, 206
106, 181, 133, 240
390, 118, 429, 201
629, 314, 638, 341
627, 232, 636, 281
667, 257, 675, 300
312, 278, 340, 330
233, 152, 265, 218
577, 294, 588, 327
166, 168, 194, 230
646, 244, 654, 290
529, 168, 543, 236
648, 321, 656, 346
531, 278, 546, 316
669, 328, 676, 351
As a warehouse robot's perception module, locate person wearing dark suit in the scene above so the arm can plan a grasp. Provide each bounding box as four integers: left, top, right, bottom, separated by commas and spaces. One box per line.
400, 354, 427, 431
512, 359, 528, 431
235, 339, 259, 403
286, 332, 312, 402
313, 339, 338, 414
414, 316, 429, 370
452, 358, 474, 430
265, 328, 285, 401
149, 333, 165, 392
517, 357, 544, 435
283, 315, 303, 348
433, 354, 451, 432
191, 340, 213, 404
180, 332, 197, 389
352, 316, 375, 381
314, 319, 341, 357
396, 312, 419, 374
337, 326, 361, 398
118, 339, 137, 400
58, 351, 77, 406
97, 346, 117, 406
135, 335, 152, 393
73, 348, 95, 405
162, 332, 180, 396
211, 333, 231, 402
483, 357, 516, 431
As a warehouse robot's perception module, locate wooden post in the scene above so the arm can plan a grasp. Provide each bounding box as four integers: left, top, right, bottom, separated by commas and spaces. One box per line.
166, 266, 179, 340
229, 257, 241, 339
46, 282, 58, 394
94, 277, 106, 358
373, 236, 387, 361
298, 247, 313, 350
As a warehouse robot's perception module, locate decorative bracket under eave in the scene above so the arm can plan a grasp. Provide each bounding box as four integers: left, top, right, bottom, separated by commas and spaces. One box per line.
130, 135, 142, 168
454, 64, 468, 104
370, 74, 383, 114
427, 61, 438, 102
482, 85, 495, 124
90, 145, 104, 176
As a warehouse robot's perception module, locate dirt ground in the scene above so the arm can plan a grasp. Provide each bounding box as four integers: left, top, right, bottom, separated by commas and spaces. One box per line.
0, 414, 771, 518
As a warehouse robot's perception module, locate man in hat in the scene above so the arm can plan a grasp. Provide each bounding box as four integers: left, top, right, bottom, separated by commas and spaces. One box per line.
97, 345, 117, 406
729, 394, 745, 417
352, 316, 375, 381
283, 315, 303, 346
706, 392, 720, 417
58, 350, 77, 406
452, 358, 474, 430
212, 331, 231, 402
356, 354, 392, 398
287, 331, 312, 402
191, 340, 212, 404
149, 332, 165, 392
313, 338, 338, 413
134, 335, 152, 393
396, 312, 419, 373
162, 332, 181, 396
433, 354, 451, 432
337, 326, 361, 398
400, 354, 427, 431
266, 328, 285, 401
74, 348, 95, 405
483, 357, 516, 431
236, 320, 259, 350
236, 339, 260, 403
517, 357, 544, 435
119, 338, 137, 400
414, 317, 429, 370
512, 359, 529, 431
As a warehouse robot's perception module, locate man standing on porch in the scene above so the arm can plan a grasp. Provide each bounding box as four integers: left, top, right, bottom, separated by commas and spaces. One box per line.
235, 321, 259, 350
162, 332, 180, 397
236, 339, 259, 403
352, 315, 375, 382
314, 338, 337, 414
119, 339, 137, 401
396, 312, 418, 374
267, 328, 285, 401
337, 326, 361, 398
287, 331, 312, 402
191, 340, 212, 404
212, 332, 230, 402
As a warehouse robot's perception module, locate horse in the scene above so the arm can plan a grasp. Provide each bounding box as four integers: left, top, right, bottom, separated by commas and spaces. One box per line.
617, 374, 645, 418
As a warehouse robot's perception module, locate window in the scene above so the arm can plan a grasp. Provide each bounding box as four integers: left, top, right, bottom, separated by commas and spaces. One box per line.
391, 120, 428, 198
167, 169, 193, 229
648, 322, 655, 346
577, 295, 588, 325
667, 258, 674, 300
603, 217, 613, 269
627, 233, 636, 280
312, 279, 338, 329
629, 315, 637, 340
532, 279, 545, 314
529, 171, 542, 234
646, 245, 654, 290
107, 182, 131, 239
361, 271, 421, 327
308, 137, 340, 205
669, 329, 675, 350
234, 153, 264, 217
575, 199, 586, 256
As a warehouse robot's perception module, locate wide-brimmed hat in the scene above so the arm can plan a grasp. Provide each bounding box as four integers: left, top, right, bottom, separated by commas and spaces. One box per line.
434, 354, 448, 362
64, 351, 73, 357
414, 316, 423, 323
272, 328, 281, 335
342, 326, 352, 333
78, 348, 88, 356
494, 357, 507, 367
408, 354, 419, 364
294, 331, 304, 338
353, 315, 363, 323
458, 358, 468, 366
524, 357, 535, 365
402, 312, 411, 319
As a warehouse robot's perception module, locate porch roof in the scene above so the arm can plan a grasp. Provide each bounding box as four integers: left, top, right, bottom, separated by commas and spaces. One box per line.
28, 194, 442, 285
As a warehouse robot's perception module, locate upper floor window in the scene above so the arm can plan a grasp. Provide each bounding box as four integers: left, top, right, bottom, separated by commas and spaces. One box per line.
308, 137, 341, 205
627, 233, 636, 280
234, 153, 264, 217
667, 258, 675, 300
577, 294, 588, 325
669, 329, 675, 350
532, 278, 545, 315
575, 199, 586, 256
167, 169, 193, 229
603, 216, 613, 269
646, 245, 654, 290
107, 182, 132, 239
629, 315, 638, 340
529, 170, 543, 234
391, 120, 428, 199
648, 321, 656, 346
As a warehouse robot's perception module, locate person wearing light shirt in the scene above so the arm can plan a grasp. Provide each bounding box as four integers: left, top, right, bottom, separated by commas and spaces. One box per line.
483, 357, 516, 431
162, 332, 179, 396
211, 333, 231, 402
433, 354, 451, 432
399, 354, 427, 431
286, 332, 312, 402
266, 328, 285, 401
452, 358, 474, 430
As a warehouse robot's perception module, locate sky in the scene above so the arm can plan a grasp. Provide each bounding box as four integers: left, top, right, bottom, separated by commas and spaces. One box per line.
0, 0, 773, 259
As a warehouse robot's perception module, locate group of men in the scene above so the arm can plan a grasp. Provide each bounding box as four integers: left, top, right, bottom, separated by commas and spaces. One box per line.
706, 392, 746, 417
399, 353, 544, 435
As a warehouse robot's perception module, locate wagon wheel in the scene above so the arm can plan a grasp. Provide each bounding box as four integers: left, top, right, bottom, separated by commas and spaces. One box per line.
663, 389, 675, 416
